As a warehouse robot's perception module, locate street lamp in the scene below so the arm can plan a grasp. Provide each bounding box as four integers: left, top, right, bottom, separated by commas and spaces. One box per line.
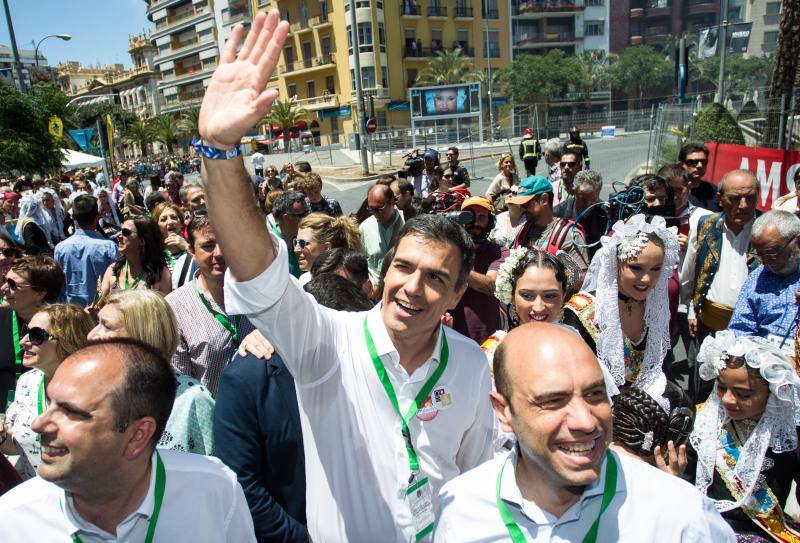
34, 33, 71, 67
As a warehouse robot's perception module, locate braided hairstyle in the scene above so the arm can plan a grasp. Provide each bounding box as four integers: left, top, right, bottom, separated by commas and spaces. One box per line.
612, 383, 694, 457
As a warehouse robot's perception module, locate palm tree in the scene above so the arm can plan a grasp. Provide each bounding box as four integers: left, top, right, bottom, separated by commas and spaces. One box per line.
177, 106, 200, 139
148, 114, 180, 154
259, 99, 309, 153
122, 117, 154, 157
416, 48, 476, 86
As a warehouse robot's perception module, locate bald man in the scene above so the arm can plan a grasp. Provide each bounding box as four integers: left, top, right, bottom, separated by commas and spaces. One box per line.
434, 323, 734, 542
359, 184, 405, 283
0, 338, 255, 542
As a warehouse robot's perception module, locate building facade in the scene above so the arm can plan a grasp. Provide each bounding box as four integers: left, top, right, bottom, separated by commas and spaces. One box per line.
0, 45, 50, 91
739, 0, 780, 57
609, 0, 719, 53
252, 0, 510, 144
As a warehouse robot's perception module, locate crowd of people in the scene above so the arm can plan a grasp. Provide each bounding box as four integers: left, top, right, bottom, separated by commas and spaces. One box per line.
0, 10, 798, 542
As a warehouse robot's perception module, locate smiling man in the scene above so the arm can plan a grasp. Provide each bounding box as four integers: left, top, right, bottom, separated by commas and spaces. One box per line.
0, 338, 255, 541
434, 323, 734, 542
195, 11, 493, 541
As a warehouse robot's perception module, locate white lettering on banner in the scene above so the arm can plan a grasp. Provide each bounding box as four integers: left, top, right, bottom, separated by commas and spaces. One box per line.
741, 157, 783, 207
787, 163, 800, 193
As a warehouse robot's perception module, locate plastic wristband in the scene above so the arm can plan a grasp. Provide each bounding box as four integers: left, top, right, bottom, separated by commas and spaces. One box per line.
192, 136, 242, 160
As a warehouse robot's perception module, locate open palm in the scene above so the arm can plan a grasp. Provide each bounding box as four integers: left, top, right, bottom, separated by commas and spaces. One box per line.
199, 10, 289, 149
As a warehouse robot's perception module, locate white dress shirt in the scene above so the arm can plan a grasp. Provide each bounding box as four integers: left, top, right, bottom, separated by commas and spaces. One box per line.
434, 448, 735, 542
224, 232, 495, 543
679, 215, 752, 319
0, 450, 255, 542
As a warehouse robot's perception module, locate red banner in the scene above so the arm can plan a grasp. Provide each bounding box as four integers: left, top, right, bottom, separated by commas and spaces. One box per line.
705, 142, 800, 210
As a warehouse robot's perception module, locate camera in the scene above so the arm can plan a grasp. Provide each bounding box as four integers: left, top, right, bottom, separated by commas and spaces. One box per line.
397, 149, 425, 178
443, 209, 476, 226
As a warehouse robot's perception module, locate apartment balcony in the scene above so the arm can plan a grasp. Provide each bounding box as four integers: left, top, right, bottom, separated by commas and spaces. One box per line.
630, 7, 644, 18
514, 0, 585, 17
146, 0, 187, 20
427, 6, 448, 18
222, 8, 252, 26
514, 31, 580, 47
630, 35, 644, 45
403, 46, 435, 58
156, 36, 217, 64
289, 20, 312, 34
309, 13, 332, 27
642, 29, 670, 44
349, 87, 390, 105
401, 5, 422, 17
161, 87, 205, 113
160, 60, 217, 86
295, 93, 338, 111
151, 8, 214, 40
278, 53, 335, 75
454, 6, 474, 18
685, 0, 717, 16
155, 4, 211, 30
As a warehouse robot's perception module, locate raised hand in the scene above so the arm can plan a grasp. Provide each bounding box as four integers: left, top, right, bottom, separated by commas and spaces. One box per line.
654, 441, 688, 477
198, 10, 289, 149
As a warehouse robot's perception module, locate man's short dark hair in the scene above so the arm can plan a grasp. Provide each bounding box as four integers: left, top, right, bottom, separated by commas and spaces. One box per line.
493, 341, 512, 408
11, 255, 64, 302
187, 215, 212, 247
397, 214, 475, 288
447, 146, 459, 157
72, 195, 99, 227
294, 161, 312, 173
396, 179, 414, 196
272, 190, 308, 220
678, 142, 710, 163
311, 248, 369, 286
560, 148, 582, 162
657, 163, 690, 187
304, 273, 374, 311
630, 174, 671, 199
79, 338, 177, 449
145, 191, 166, 212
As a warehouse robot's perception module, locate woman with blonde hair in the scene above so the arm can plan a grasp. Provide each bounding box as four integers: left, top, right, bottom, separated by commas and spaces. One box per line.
152, 202, 196, 289
2, 303, 93, 478
294, 212, 361, 286
88, 289, 215, 454
485, 153, 519, 212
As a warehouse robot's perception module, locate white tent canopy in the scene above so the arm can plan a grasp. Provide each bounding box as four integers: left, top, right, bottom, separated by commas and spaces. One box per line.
61, 149, 105, 170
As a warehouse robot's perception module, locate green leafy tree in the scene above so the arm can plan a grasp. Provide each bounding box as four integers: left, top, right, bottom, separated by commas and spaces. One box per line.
259, 99, 308, 152
0, 85, 64, 176
499, 49, 587, 110
606, 45, 672, 108
148, 114, 180, 154
122, 117, 154, 157
694, 103, 745, 145
416, 48, 476, 86
177, 106, 201, 139
576, 50, 611, 112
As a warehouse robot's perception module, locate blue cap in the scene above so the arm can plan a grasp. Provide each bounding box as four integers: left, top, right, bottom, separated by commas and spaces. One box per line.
506, 175, 552, 204
423, 149, 439, 160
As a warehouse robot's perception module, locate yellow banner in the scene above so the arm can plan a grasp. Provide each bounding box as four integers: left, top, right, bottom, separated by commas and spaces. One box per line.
105, 114, 115, 163
48, 116, 63, 139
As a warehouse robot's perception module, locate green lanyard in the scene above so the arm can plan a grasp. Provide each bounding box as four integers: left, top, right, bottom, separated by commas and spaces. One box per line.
66, 452, 167, 543
495, 451, 617, 543
362, 317, 448, 478
164, 249, 175, 268
123, 262, 144, 290
37, 375, 46, 416
10, 310, 22, 380
193, 280, 240, 347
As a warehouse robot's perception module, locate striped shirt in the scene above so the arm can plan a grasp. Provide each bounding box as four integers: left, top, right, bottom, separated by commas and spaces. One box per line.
166, 272, 256, 396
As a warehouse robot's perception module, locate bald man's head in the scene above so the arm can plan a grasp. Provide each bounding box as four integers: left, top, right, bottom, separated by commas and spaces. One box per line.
494, 323, 601, 409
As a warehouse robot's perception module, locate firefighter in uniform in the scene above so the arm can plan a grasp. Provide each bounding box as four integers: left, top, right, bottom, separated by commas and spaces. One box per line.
518, 128, 541, 176
565, 126, 590, 169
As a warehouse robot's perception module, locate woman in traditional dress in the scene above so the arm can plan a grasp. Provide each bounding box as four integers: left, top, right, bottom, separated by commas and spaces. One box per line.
689, 331, 800, 542
562, 214, 679, 404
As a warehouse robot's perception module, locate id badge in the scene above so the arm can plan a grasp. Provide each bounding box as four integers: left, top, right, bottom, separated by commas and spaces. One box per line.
406, 476, 435, 541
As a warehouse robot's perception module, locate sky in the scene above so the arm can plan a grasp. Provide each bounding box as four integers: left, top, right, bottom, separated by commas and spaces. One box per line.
0, 0, 153, 69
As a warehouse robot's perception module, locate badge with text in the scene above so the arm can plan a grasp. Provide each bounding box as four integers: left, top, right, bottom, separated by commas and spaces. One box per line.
431, 386, 453, 410
406, 476, 435, 541
416, 396, 438, 421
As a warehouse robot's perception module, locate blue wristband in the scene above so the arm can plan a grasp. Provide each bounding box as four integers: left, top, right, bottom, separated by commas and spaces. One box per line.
192, 136, 242, 160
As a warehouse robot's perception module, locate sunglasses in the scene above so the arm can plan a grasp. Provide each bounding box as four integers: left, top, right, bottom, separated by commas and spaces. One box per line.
443, 174, 453, 179
1, 248, 21, 258
119, 227, 135, 237
684, 159, 707, 166
27, 326, 57, 346
293, 238, 311, 249
4, 277, 33, 291
368, 204, 388, 214
560, 161, 578, 168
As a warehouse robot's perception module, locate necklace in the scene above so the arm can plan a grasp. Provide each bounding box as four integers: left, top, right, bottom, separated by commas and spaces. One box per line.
617, 292, 640, 317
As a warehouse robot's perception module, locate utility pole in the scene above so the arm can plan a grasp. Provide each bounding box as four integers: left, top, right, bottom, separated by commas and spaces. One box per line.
485, 19, 494, 141
348, 0, 369, 174
715, 0, 729, 104
2, 0, 26, 93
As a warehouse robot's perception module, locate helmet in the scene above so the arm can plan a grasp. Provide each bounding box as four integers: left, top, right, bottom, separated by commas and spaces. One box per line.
569, 126, 579, 135
523, 128, 533, 136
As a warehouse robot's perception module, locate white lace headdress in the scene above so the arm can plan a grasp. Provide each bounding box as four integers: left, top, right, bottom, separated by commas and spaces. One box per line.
592, 214, 679, 409
690, 331, 800, 512
14, 193, 54, 246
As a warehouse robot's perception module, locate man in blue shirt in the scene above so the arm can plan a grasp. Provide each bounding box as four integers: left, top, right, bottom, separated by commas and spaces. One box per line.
54, 195, 117, 307
728, 209, 800, 355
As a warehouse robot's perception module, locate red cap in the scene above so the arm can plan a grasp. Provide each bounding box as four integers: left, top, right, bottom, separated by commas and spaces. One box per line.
2, 192, 21, 201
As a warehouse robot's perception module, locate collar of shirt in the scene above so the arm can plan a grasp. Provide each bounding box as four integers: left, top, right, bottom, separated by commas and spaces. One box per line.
499, 447, 620, 527
365, 302, 444, 382
722, 217, 753, 245
62, 450, 158, 539
73, 228, 104, 239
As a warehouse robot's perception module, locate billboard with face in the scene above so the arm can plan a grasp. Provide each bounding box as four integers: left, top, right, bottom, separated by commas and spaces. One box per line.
410, 83, 481, 119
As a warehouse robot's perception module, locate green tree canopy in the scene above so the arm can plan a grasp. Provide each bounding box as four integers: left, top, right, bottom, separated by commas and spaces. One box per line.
121, 117, 154, 157
695, 102, 745, 145
498, 49, 588, 106
416, 48, 476, 86
148, 114, 180, 154
606, 45, 672, 108
177, 106, 201, 139
0, 84, 65, 176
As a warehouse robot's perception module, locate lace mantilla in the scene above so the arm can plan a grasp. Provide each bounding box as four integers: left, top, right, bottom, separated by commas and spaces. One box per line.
591, 215, 679, 410
494, 247, 528, 305
690, 331, 800, 512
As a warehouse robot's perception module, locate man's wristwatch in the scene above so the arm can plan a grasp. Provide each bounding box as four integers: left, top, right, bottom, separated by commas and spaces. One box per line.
192, 136, 242, 160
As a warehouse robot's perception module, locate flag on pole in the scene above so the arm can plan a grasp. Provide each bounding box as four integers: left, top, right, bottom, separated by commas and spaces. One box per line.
105, 114, 115, 164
